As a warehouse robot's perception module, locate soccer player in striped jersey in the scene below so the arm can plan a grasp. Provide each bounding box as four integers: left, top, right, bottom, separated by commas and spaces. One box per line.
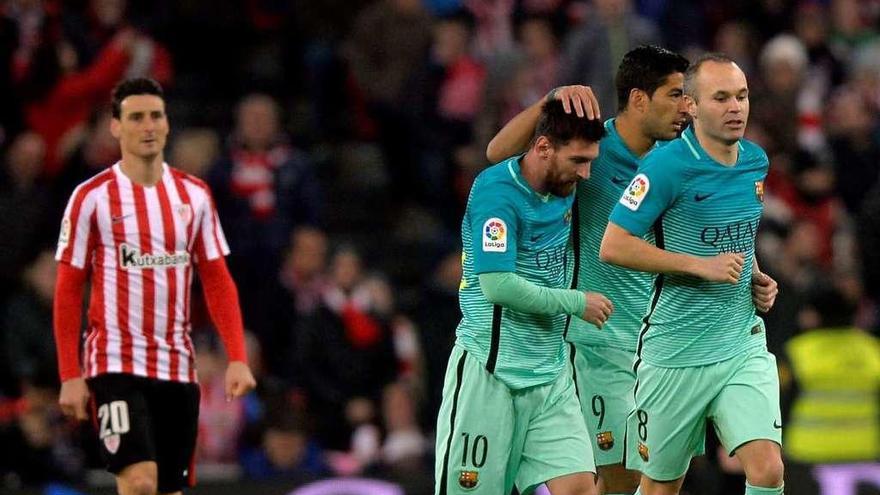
435, 101, 612, 495
54, 78, 256, 495
601, 54, 783, 495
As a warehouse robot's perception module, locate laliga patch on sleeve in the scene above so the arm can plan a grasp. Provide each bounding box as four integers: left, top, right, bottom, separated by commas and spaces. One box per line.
619, 174, 650, 211
58, 217, 71, 248
482, 218, 507, 252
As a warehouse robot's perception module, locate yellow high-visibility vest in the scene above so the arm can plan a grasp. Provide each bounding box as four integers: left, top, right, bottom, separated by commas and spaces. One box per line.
785, 328, 880, 463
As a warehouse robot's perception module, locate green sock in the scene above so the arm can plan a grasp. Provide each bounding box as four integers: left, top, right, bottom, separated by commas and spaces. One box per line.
745, 482, 783, 494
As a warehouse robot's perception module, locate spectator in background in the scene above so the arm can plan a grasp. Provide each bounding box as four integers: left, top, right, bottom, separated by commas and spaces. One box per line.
61, 0, 172, 87
828, 0, 879, 58
209, 93, 322, 325
781, 286, 880, 495
256, 226, 329, 384
296, 246, 399, 452
826, 87, 880, 215
406, 10, 485, 229
2, 250, 58, 396
345, 0, 432, 203
0, 132, 52, 303
413, 250, 460, 428
0, 383, 85, 488
860, 181, 880, 330
475, 14, 561, 153
239, 401, 328, 481
713, 21, 758, 78
170, 128, 221, 179
560, 0, 660, 114
379, 381, 428, 473
793, 2, 846, 93
848, 41, 880, 116
751, 34, 814, 155
18, 25, 134, 176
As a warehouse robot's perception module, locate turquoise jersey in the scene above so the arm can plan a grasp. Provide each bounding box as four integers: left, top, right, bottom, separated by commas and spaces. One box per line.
566, 119, 656, 351
457, 156, 575, 389
609, 126, 769, 368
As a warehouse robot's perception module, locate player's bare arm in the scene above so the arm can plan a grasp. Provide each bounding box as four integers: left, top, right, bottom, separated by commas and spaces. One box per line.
751, 258, 778, 312
486, 85, 601, 163
600, 221, 744, 284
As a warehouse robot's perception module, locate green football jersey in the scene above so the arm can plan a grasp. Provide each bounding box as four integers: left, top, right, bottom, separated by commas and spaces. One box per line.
609, 126, 769, 367
457, 156, 575, 389
566, 119, 656, 351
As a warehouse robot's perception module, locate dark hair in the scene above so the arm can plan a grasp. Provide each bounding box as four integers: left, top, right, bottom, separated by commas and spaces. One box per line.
111, 78, 164, 118
615, 45, 689, 112
684, 52, 738, 101
533, 100, 606, 148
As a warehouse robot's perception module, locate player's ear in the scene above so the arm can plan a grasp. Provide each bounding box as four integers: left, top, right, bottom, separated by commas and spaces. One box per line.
535, 136, 553, 158
684, 95, 697, 118
629, 88, 648, 113
110, 118, 121, 139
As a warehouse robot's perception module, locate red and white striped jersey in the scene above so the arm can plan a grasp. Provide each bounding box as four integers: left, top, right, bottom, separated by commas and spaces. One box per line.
56, 163, 230, 383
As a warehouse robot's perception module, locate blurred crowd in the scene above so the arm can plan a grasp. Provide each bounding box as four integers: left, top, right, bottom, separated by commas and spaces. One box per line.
0, 0, 878, 493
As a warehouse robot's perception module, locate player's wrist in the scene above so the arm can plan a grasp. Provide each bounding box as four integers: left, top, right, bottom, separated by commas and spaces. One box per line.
683, 255, 707, 279
545, 87, 560, 103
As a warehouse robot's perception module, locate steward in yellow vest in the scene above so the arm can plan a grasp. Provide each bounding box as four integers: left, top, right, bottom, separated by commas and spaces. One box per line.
783, 287, 880, 463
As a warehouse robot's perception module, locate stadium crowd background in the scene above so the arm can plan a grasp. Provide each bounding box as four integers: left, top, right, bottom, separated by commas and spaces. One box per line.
0, 0, 878, 493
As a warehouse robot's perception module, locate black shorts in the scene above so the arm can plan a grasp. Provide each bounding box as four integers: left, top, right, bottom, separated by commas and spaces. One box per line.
87, 373, 200, 493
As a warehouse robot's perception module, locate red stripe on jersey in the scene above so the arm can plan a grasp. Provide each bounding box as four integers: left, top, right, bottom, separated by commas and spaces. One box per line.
108, 179, 133, 374
156, 181, 180, 380
132, 185, 157, 378
86, 207, 107, 375
171, 173, 197, 382
60, 169, 114, 265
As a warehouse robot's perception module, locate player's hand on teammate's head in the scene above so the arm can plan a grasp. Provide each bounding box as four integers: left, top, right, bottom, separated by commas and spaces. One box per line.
751, 271, 778, 313
59, 377, 90, 421
547, 85, 601, 120
698, 253, 745, 284
581, 292, 614, 328
225, 361, 257, 401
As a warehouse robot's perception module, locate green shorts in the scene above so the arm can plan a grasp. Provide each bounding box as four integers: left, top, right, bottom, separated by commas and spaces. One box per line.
625, 345, 782, 481
435, 345, 595, 494
569, 343, 636, 467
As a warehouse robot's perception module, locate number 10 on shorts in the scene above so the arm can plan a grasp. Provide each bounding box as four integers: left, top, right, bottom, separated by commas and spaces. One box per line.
460, 432, 489, 468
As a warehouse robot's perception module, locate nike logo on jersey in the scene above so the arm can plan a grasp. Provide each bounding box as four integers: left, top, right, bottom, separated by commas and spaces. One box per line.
694, 193, 715, 202
530, 233, 544, 243
112, 214, 133, 223
611, 176, 629, 185
773, 420, 782, 429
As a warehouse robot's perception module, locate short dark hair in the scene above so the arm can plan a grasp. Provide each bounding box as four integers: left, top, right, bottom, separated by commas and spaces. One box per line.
684, 52, 738, 101
615, 45, 689, 112
111, 78, 164, 118
532, 100, 606, 148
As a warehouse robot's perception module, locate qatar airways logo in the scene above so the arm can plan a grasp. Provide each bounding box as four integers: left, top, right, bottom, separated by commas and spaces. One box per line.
118, 243, 190, 270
